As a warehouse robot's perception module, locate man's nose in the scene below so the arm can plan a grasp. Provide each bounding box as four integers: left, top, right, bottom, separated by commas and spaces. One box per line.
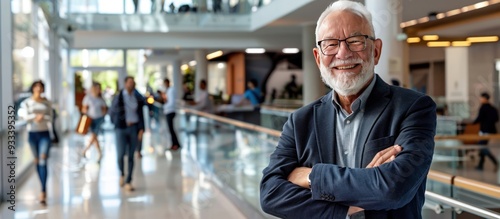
335, 41, 353, 59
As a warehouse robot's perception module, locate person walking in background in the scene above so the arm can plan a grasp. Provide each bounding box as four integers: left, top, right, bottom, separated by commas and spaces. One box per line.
133, 0, 139, 13
213, 0, 222, 13
18, 80, 53, 205
162, 78, 181, 151
473, 92, 499, 171
109, 76, 146, 191
169, 2, 175, 13
150, 0, 158, 13
81, 82, 107, 161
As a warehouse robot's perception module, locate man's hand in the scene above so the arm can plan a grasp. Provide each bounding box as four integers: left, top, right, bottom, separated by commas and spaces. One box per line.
348, 206, 364, 216
366, 145, 402, 168
287, 167, 312, 188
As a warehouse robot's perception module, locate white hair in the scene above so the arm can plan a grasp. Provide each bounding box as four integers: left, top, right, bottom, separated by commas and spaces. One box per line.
315, 0, 375, 43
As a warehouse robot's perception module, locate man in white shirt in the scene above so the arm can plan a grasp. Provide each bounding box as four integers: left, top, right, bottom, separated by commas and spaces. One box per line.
162, 78, 181, 150
188, 79, 213, 113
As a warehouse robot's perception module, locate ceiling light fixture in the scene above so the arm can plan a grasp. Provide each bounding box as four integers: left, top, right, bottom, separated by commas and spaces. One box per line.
427, 41, 451, 47
418, 17, 429, 23
206, 50, 223, 60
474, 1, 490, 9
282, 48, 300, 54
451, 41, 471, 47
189, 60, 197, 66
445, 9, 461, 16
436, 13, 446, 19
406, 37, 421, 43
466, 36, 499, 43
245, 48, 265, 54
423, 35, 439, 41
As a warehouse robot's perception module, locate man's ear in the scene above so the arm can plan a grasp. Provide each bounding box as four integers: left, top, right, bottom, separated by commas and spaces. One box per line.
313, 48, 322, 69
373, 39, 382, 65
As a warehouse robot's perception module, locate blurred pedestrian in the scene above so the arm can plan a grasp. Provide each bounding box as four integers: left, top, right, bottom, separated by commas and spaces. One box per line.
162, 78, 181, 150
18, 80, 53, 205
473, 92, 499, 171
109, 76, 146, 191
81, 82, 107, 161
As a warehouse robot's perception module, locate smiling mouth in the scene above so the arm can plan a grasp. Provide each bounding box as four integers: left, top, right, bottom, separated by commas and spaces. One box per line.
334, 64, 359, 70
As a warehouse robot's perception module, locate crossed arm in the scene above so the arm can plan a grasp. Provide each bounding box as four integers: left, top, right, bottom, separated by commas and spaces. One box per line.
287, 145, 402, 216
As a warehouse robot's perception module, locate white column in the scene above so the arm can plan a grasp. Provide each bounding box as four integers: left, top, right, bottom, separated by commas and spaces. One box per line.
171, 60, 183, 100
302, 24, 325, 105
137, 49, 146, 92
195, 49, 208, 97
118, 49, 128, 89
0, 0, 15, 208
365, 0, 404, 85
49, 30, 60, 104
445, 47, 469, 118
160, 65, 168, 80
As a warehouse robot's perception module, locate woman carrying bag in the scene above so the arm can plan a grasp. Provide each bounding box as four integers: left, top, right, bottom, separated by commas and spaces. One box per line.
81, 82, 107, 161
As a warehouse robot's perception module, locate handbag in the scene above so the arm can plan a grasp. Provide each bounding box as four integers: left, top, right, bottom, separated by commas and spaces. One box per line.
76, 114, 92, 135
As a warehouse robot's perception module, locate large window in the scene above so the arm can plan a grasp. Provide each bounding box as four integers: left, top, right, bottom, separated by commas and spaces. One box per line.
70, 49, 124, 67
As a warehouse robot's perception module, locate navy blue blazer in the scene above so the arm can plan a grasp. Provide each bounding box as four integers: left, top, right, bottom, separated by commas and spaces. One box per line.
260, 75, 436, 219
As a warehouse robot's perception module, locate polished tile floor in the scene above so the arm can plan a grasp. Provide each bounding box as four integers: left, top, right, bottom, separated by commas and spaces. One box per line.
0, 123, 245, 219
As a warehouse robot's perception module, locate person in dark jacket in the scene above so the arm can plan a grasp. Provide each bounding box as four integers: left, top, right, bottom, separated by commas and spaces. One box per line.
109, 76, 146, 191
473, 92, 499, 171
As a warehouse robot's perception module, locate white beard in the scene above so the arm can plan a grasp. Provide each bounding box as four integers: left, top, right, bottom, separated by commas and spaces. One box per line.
320, 52, 375, 96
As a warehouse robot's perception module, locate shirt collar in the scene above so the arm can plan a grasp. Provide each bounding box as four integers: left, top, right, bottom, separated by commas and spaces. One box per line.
122, 89, 134, 96
332, 75, 377, 113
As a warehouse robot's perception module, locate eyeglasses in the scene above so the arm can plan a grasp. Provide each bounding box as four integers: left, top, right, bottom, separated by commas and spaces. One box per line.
317, 35, 375, 56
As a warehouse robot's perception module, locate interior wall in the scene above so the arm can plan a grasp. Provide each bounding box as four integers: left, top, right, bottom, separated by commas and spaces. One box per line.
226, 52, 245, 95
245, 53, 273, 94
266, 61, 304, 99
433, 62, 445, 97
409, 45, 445, 64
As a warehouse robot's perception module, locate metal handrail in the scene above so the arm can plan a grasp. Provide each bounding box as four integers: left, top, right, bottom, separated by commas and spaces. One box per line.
425, 191, 500, 219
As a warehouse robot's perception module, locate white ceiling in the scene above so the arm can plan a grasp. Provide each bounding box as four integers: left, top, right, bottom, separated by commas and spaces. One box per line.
72, 0, 496, 64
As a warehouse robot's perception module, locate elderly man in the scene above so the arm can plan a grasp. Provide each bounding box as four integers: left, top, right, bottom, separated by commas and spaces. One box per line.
260, 1, 436, 218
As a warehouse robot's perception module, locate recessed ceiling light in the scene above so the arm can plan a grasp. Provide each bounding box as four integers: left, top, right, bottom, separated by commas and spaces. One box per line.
282, 48, 300, 54
245, 48, 265, 54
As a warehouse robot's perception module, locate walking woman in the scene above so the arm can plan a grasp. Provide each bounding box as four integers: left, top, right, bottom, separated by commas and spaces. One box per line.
18, 80, 53, 205
81, 82, 107, 160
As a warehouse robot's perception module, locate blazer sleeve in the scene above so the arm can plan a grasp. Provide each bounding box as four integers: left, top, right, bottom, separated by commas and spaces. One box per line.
108, 94, 120, 125
260, 113, 349, 219
310, 95, 436, 210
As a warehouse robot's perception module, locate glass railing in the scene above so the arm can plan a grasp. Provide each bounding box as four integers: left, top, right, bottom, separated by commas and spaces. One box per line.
180, 108, 500, 219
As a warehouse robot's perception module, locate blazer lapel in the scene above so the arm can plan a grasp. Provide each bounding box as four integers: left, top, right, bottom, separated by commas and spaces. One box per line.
314, 92, 336, 164
357, 75, 391, 167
